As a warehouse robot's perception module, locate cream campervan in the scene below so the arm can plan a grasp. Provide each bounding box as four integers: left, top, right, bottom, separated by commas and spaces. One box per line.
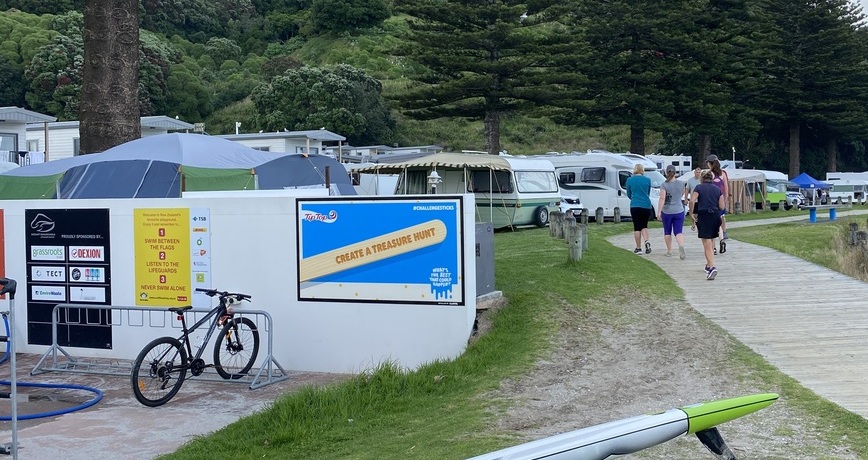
533, 152, 663, 221
355, 153, 562, 229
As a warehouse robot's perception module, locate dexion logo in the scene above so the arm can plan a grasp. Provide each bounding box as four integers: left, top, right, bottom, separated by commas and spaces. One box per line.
31, 266, 66, 282
29, 213, 55, 233
69, 246, 104, 261
31, 246, 65, 261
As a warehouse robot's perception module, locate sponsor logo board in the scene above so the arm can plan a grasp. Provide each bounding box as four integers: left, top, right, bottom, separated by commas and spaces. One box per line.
31, 246, 65, 261
70, 267, 106, 283
69, 287, 106, 303
31, 285, 66, 302
31, 266, 66, 282
69, 246, 104, 261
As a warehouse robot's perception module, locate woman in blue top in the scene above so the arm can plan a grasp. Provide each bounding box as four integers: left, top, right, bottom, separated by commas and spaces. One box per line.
625, 163, 653, 254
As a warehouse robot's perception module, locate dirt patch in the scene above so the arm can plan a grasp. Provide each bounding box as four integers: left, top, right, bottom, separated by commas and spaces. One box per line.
480, 293, 858, 459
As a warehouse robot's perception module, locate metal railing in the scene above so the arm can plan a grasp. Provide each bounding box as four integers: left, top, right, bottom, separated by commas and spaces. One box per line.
31, 303, 290, 390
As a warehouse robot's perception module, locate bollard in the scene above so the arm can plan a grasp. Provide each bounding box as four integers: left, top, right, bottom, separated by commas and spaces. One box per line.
595, 207, 604, 224
579, 208, 589, 225
613, 207, 621, 224
554, 212, 565, 239
578, 223, 588, 252
779, 200, 786, 211
564, 213, 577, 242
567, 219, 582, 261
847, 196, 852, 206
550, 211, 563, 237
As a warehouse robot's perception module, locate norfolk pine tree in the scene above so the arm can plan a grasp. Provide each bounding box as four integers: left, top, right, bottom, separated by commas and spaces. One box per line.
569, 0, 709, 155
748, 0, 868, 176
80, 0, 141, 154
392, 0, 578, 154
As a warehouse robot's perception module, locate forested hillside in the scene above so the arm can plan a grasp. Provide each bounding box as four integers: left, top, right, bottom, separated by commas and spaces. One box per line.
1, 0, 868, 177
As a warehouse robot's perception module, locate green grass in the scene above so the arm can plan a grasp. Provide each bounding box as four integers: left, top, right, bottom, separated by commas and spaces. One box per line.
161, 218, 868, 459
728, 214, 861, 270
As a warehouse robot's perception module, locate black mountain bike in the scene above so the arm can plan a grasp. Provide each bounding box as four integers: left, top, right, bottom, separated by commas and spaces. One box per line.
131, 288, 260, 407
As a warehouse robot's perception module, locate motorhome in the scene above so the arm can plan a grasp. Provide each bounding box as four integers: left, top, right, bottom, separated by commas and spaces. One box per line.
826, 178, 867, 202
646, 154, 693, 176
826, 171, 868, 182
354, 153, 562, 229
534, 152, 664, 220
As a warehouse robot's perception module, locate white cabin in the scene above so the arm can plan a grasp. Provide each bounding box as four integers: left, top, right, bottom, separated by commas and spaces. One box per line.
26, 116, 194, 161
0, 106, 56, 164
217, 130, 346, 158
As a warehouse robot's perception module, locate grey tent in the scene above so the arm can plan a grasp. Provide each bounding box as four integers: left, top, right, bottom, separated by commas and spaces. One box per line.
0, 133, 355, 199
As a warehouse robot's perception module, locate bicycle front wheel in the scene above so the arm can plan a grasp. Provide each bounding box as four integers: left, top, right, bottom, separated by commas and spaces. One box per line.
131, 336, 188, 407
213, 317, 260, 379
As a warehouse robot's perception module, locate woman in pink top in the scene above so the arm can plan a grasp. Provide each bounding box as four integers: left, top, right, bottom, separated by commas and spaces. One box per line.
706, 155, 729, 254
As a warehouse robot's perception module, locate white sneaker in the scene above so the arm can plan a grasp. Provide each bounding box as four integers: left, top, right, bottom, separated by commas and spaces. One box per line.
678, 246, 685, 260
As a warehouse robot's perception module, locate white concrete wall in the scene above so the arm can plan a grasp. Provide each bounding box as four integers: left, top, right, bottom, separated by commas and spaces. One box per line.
1, 193, 477, 374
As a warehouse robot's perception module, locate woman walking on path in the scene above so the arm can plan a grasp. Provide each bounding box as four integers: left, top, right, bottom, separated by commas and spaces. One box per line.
690, 170, 725, 280
706, 155, 730, 253
657, 165, 689, 259
626, 163, 653, 254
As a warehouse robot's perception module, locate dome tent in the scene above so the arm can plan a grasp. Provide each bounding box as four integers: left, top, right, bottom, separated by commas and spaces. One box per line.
0, 133, 355, 199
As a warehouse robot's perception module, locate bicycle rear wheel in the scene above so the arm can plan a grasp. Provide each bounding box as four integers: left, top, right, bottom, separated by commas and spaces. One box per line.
213, 317, 260, 379
131, 336, 188, 407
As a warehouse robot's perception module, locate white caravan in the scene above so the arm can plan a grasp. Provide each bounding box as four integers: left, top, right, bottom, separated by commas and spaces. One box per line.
646, 154, 693, 176
534, 152, 663, 220
826, 178, 867, 202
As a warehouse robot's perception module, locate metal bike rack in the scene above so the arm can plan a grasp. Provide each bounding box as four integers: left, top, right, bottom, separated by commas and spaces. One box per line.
31, 303, 290, 389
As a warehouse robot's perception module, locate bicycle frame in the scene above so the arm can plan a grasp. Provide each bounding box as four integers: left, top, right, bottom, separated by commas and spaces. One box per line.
174, 304, 230, 366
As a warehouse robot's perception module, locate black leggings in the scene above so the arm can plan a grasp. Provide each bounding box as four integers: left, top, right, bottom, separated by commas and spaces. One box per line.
630, 207, 652, 231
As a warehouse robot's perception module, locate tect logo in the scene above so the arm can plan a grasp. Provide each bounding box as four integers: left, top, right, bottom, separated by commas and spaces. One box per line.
30, 213, 55, 233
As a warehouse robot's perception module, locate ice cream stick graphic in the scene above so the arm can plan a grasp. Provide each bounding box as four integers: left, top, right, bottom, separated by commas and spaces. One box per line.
299, 219, 447, 282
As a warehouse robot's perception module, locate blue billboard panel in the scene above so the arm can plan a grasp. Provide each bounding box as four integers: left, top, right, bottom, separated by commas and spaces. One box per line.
297, 197, 464, 305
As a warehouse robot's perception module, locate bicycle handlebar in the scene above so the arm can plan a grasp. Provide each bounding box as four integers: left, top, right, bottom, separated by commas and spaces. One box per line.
194, 288, 251, 302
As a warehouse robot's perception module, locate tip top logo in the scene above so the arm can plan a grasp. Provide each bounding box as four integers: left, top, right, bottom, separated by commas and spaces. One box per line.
301, 209, 338, 223
30, 213, 55, 233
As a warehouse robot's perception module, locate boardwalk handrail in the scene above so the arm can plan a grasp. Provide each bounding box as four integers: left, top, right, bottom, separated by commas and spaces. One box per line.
31, 303, 290, 390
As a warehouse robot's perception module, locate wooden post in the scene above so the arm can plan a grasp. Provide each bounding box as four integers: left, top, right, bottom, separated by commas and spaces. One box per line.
850, 222, 859, 246
552, 212, 564, 239
613, 207, 621, 223
579, 208, 589, 225
564, 213, 577, 245
578, 223, 588, 251
595, 207, 604, 224
779, 200, 786, 210
567, 218, 582, 261
550, 211, 562, 237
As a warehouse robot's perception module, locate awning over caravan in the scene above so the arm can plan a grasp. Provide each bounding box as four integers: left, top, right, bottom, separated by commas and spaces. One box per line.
355, 153, 514, 174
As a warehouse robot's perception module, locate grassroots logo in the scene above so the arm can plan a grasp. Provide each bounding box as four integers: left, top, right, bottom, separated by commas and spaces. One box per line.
30, 213, 55, 233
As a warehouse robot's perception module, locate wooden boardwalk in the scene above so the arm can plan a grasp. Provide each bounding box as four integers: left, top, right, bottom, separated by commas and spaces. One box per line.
608, 210, 868, 419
